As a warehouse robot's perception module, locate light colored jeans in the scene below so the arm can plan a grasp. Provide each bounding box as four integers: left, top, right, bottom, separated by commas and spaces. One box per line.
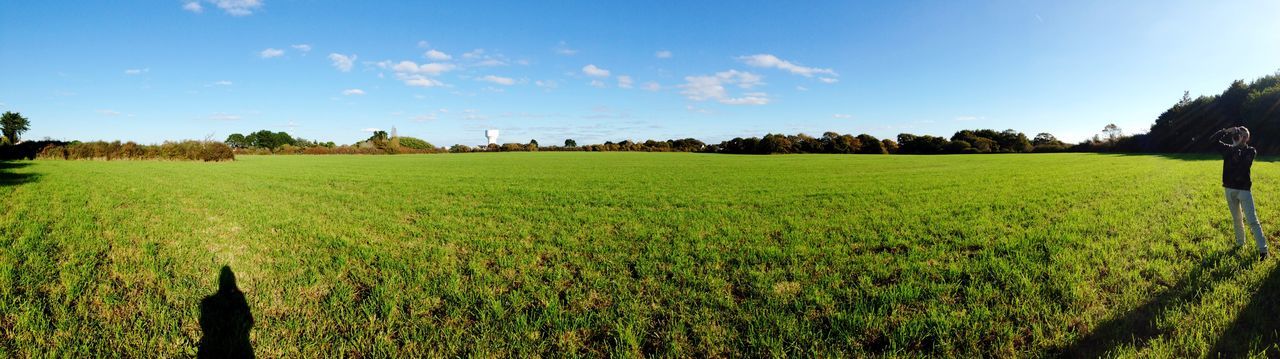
1225, 188, 1268, 253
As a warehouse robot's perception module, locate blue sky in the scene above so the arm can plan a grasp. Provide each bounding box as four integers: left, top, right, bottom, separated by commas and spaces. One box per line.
1, 1, 1278, 146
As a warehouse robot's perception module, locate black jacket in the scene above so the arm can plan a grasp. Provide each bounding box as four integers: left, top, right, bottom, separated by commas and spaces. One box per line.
1214, 131, 1256, 190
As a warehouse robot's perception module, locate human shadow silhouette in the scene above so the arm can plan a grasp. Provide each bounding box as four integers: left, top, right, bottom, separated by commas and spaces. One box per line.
1209, 262, 1280, 357
198, 266, 255, 358
0, 161, 37, 187
1060, 250, 1250, 358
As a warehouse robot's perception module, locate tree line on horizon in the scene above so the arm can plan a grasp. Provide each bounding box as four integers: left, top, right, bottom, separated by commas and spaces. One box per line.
224, 129, 441, 155
1127, 70, 1280, 154
446, 130, 1070, 155
7, 70, 1280, 159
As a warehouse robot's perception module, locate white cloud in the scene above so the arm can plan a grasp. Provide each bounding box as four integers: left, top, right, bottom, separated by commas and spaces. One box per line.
590, 80, 606, 88
378, 56, 464, 88
212, 0, 263, 16
183, 1, 203, 13
342, 89, 365, 95
555, 41, 578, 56
833, 114, 853, 119
124, 68, 149, 75
643, 82, 661, 91
819, 77, 838, 84
424, 49, 451, 61
796, 86, 809, 91
390, 60, 455, 75
655, 50, 672, 59
478, 75, 516, 85
362, 127, 381, 132
208, 80, 233, 86
582, 64, 610, 77
291, 44, 311, 52
679, 70, 769, 105
401, 75, 446, 87
417, 40, 430, 48
209, 113, 241, 121
328, 53, 356, 71
462, 49, 485, 59
260, 48, 284, 58
617, 75, 633, 89
738, 54, 837, 78
97, 109, 122, 116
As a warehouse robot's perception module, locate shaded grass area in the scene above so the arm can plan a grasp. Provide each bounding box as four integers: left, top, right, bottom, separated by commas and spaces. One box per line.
1, 153, 1279, 356
0, 161, 37, 187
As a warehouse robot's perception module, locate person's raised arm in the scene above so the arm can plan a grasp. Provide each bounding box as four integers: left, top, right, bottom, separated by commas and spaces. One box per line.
1210, 128, 1232, 152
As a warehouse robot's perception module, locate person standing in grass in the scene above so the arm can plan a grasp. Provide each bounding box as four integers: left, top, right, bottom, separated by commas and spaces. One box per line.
1212, 126, 1269, 260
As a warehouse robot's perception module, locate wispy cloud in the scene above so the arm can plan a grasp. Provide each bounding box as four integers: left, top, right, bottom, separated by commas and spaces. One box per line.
616, 75, 633, 89
207, 80, 233, 86
124, 68, 149, 75
361, 127, 381, 132
655, 50, 672, 59
478, 75, 516, 85
535, 80, 558, 89
211, 0, 263, 16
209, 113, 241, 121
582, 64, 610, 77
182, 1, 203, 13
328, 53, 356, 71
462, 109, 486, 120
833, 113, 853, 119
97, 109, 122, 116
554, 41, 578, 56
291, 44, 311, 52
738, 54, 837, 78
260, 48, 284, 58
679, 70, 768, 105
643, 82, 661, 91
342, 88, 365, 95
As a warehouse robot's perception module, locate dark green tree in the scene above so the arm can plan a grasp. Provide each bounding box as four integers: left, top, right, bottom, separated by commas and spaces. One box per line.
856, 134, 885, 154
1, 112, 31, 144
225, 133, 247, 148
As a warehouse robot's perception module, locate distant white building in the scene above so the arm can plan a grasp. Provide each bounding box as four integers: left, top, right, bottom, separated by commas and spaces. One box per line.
485, 129, 499, 145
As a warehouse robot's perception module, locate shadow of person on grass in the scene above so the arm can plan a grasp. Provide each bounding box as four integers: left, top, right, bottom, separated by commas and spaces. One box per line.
1209, 262, 1280, 357
0, 161, 37, 188
1060, 249, 1251, 358
198, 266, 255, 359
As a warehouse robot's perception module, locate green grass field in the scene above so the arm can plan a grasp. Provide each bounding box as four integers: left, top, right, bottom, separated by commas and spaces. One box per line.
2, 152, 1279, 357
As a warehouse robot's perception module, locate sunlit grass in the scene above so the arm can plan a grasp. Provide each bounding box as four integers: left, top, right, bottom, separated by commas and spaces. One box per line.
1, 152, 1278, 356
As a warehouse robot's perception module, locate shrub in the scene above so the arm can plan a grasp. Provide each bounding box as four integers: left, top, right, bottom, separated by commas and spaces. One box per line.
398, 136, 434, 150
32, 140, 235, 161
